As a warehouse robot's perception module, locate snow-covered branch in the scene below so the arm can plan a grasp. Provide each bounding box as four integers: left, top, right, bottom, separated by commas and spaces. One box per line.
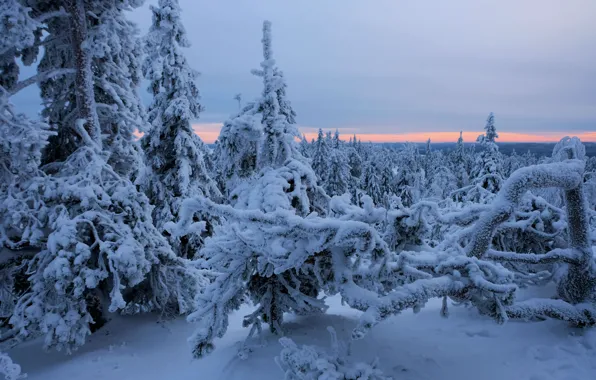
466, 160, 584, 259
485, 248, 581, 265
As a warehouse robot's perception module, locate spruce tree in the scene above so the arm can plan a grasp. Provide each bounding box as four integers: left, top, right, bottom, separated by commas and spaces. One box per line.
6, 0, 204, 352
484, 112, 498, 143
140, 0, 221, 258
452, 131, 469, 189
253, 20, 299, 170
326, 149, 351, 197
472, 113, 504, 195
39, 0, 145, 178
361, 160, 384, 205
311, 128, 330, 184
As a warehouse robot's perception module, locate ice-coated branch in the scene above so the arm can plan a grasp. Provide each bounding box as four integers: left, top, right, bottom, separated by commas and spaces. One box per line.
174, 196, 389, 358
466, 160, 584, 259
553, 137, 595, 304
485, 248, 581, 265
348, 251, 517, 338
505, 298, 596, 326
8, 68, 76, 96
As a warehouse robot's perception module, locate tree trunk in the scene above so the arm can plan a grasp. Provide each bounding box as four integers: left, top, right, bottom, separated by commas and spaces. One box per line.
65, 0, 101, 147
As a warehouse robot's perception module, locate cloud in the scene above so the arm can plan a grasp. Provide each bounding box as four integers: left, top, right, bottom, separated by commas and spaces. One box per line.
127, 0, 595, 138
10, 1, 596, 142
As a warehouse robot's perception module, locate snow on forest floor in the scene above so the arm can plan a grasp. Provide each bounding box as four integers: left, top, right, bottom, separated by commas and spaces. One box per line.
9, 294, 596, 380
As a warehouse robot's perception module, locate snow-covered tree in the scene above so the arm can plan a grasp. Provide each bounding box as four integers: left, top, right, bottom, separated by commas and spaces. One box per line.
221, 21, 327, 216
0, 87, 53, 250
451, 131, 469, 189
0, 1, 54, 250
361, 160, 384, 206
469, 113, 504, 199
311, 128, 330, 184
483, 112, 498, 143
298, 134, 310, 158
253, 20, 298, 170
140, 0, 221, 258
393, 143, 423, 207
332, 129, 341, 148
170, 196, 389, 358
3, 0, 206, 353
39, 0, 146, 178
325, 148, 351, 197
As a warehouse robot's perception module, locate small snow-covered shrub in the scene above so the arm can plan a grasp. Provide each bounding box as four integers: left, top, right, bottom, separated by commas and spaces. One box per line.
276, 327, 390, 380
0, 353, 22, 380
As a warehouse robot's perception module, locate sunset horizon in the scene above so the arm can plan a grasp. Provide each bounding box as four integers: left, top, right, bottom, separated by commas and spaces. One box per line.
190, 123, 596, 144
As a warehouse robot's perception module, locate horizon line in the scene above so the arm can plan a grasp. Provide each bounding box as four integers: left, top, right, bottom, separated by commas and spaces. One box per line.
189, 123, 596, 144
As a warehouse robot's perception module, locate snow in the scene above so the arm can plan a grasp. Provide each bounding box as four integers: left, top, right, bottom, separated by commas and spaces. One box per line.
7, 294, 596, 380
2, 3, 595, 379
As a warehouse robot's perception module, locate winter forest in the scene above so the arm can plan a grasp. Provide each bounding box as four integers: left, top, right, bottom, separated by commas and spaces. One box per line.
1, 1, 596, 379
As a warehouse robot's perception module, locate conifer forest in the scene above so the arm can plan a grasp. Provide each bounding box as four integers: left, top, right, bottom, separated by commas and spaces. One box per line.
0, 1, 595, 379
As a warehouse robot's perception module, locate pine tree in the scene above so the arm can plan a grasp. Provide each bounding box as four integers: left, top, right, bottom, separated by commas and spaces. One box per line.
140, 0, 221, 258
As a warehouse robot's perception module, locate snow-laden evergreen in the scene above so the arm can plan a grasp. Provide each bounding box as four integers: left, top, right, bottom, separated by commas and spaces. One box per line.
253, 20, 298, 170
0, 87, 53, 250
311, 128, 330, 185
38, 0, 146, 178
170, 195, 389, 359
451, 131, 470, 189
1, 2, 595, 375
324, 131, 351, 197
216, 21, 327, 216
140, 0, 220, 258
1, 0, 207, 353
12, 143, 205, 352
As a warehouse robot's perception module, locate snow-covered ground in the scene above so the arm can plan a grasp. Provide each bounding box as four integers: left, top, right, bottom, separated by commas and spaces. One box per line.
9, 295, 596, 380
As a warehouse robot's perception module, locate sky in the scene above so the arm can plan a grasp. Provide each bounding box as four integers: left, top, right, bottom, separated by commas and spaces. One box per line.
13, 0, 596, 143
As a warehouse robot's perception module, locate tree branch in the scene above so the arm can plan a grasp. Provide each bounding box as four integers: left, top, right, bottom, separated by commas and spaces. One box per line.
485, 248, 581, 265
9, 68, 75, 95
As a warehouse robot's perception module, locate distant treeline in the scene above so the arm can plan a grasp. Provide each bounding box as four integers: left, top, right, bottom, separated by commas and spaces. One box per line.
385, 142, 596, 157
